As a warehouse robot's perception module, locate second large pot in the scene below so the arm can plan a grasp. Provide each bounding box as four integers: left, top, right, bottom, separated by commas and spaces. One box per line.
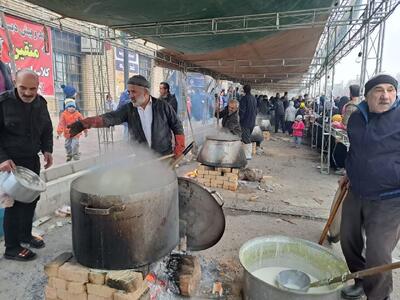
70, 160, 179, 270
197, 135, 247, 168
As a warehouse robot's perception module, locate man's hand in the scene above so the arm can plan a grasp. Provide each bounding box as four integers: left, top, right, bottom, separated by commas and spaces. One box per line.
338, 174, 349, 190
68, 120, 85, 137
0, 159, 16, 172
174, 134, 185, 159
68, 116, 104, 137
43, 152, 53, 169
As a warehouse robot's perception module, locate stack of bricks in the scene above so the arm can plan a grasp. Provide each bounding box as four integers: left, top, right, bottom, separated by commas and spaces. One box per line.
196, 164, 239, 191
44, 252, 149, 300
252, 142, 257, 155
263, 131, 271, 141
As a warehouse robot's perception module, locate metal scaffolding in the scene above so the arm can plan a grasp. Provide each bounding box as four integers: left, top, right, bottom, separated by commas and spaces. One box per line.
87, 27, 114, 153
305, 0, 398, 174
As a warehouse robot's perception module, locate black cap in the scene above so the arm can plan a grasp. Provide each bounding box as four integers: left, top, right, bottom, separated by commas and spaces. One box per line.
349, 84, 360, 98
364, 74, 398, 96
127, 75, 150, 88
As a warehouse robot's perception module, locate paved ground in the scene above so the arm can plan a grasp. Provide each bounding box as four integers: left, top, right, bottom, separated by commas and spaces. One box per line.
1, 132, 399, 299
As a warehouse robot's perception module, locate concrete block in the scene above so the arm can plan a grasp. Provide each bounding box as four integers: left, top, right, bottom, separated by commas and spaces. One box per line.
89, 271, 106, 285
87, 283, 116, 298
44, 252, 73, 277
105, 270, 143, 292
71, 157, 97, 173
58, 262, 89, 283
56, 288, 68, 300
68, 292, 88, 300
87, 295, 111, 300
54, 278, 68, 290
45, 286, 57, 299
228, 177, 238, 183
231, 168, 239, 174
67, 281, 87, 294
47, 277, 56, 288
198, 165, 213, 171
208, 170, 221, 176
44, 164, 74, 182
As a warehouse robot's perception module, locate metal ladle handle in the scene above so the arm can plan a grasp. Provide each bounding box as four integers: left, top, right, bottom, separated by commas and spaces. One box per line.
310, 261, 400, 288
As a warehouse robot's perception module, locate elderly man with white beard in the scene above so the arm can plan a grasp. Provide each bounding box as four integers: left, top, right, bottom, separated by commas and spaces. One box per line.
68, 75, 185, 157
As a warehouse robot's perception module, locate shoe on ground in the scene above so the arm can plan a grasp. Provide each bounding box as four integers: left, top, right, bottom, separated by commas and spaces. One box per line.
66, 156, 72, 162
341, 281, 365, 299
4, 247, 37, 261
21, 236, 45, 249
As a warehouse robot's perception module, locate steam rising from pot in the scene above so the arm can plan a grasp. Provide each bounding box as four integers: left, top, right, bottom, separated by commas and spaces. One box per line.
72, 143, 176, 196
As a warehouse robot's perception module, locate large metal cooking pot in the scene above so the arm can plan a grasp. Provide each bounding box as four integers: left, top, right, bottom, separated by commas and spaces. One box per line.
0, 166, 46, 203
197, 135, 247, 168
70, 159, 179, 270
239, 236, 348, 300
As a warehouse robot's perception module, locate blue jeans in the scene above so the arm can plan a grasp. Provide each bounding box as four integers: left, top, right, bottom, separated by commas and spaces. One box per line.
65, 137, 80, 158
294, 136, 302, 146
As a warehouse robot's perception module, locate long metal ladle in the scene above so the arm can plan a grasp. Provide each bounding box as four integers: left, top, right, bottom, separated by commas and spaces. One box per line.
276, 261, 400, 292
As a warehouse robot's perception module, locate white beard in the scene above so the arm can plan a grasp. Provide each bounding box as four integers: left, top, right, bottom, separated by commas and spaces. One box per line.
132, 95, 146, 107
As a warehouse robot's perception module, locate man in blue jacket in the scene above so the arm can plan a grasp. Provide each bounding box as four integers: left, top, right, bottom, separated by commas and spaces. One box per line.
340, 74, 399, 300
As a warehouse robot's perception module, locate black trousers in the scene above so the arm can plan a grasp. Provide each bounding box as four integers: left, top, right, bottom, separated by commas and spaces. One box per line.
241, 127, 253, 144
3, 156, 40, 252
274, 114, 285, 133
285, 121, 294, 135
340, 190, 400, 300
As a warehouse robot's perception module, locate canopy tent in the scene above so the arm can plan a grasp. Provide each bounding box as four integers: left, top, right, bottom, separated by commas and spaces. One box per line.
24, 0, 336, 89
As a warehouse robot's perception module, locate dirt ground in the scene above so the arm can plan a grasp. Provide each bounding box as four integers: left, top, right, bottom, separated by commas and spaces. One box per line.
1, 133, 399, 299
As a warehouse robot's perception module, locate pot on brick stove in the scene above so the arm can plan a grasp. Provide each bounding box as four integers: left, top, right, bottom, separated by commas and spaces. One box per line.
70, 158, 179, 270
70, 158, 226, 270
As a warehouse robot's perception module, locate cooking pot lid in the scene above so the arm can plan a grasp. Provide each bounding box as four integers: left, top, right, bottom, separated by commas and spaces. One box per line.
206, 135, 240, 142
178, 177, 225, 251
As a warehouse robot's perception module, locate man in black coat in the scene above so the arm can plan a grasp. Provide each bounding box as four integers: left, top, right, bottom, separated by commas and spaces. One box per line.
159, 82, 178, 113
215, 99, 241, 136
0, 69, 53, 261
239, 84, 257, 159
69, 75, 185, 158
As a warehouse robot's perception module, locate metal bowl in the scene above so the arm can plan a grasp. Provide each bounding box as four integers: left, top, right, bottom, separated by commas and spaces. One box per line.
0, 166, 46, 203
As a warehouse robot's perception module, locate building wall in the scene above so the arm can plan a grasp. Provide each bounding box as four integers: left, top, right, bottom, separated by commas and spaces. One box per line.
80, 48, 115, 116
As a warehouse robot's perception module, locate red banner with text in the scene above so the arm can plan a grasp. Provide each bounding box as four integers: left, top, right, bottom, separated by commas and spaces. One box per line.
0, 14, 54, 96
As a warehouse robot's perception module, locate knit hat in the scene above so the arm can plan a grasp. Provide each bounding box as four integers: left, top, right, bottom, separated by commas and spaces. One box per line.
364, 74, 398, 96
61, 84, 77, 98
127, 75, 150, 88
332, 114, 342, 123
65, 99, 76, 109
300, 102, 305, 109
296, 115, 303, 120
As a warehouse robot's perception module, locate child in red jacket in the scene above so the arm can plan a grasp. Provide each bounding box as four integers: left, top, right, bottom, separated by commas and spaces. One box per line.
292, 115, 305, 148
57, 100, 87, 161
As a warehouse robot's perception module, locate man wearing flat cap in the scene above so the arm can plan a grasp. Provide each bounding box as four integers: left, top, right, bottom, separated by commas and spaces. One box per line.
68, 75, 185, 157
339, 74, 399, 300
